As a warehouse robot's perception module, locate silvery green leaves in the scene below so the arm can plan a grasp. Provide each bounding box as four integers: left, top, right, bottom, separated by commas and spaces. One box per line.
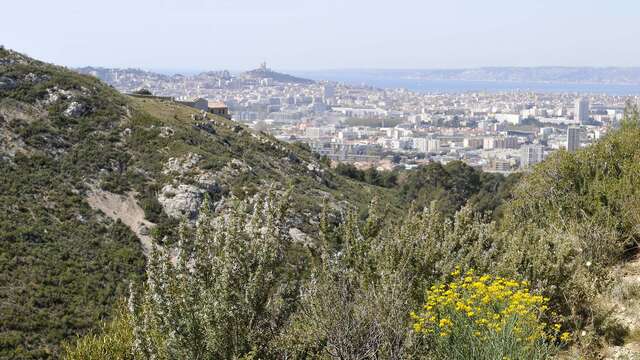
129, 188, 294, 359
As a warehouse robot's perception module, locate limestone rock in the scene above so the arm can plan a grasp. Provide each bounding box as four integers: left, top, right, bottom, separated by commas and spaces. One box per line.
43, 86, 73, 105
606, 345, 639, 360
289, 227, 311, 246
159, 126, 174, 138
63, 101, 88, 118
163, 153, 202, 175
157, 184, 205, 220
195, 172, 221, 193
24, 73, 49, 84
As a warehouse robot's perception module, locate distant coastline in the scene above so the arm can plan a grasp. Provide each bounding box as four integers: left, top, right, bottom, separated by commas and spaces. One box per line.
78, 65, 640, 95
289, 70, 640, 95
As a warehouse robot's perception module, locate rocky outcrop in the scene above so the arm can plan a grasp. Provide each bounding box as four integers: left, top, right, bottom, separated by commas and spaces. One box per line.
63, 101, 88, 118
24, 72, 50, 84
163, 152, 202, 175
600, 258, 640, 359
159, 153, 227, 221
289, 227, 312, 246
157, 184, 205, 220
195, 172, 221, 193
159, 126, 174, 138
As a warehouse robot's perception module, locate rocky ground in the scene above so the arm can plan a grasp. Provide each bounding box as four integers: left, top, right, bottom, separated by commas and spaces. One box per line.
602, 256, 640, 360
86, 187, 155, 255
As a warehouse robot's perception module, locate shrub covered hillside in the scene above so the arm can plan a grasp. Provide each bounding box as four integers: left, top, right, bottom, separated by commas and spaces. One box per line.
65, 108, 640, 359
0, 49, 398, 359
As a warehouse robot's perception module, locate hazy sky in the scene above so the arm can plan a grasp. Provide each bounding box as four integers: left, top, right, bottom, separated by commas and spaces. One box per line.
3, 0, 639, 71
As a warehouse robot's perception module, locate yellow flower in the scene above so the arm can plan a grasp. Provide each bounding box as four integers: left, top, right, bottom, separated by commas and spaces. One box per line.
411, 269, 554, 348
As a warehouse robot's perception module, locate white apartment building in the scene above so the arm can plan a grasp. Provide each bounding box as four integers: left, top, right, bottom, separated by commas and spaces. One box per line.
495, 113, 522, 125
413, 138, 427, 153
521, 145, 544, 168
427, 139, 441, 153
484, 136, 518, 150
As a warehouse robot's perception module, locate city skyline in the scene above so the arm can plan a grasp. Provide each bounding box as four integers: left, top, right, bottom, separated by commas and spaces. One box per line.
76, 58, 629, 175
3, 0, 640, 70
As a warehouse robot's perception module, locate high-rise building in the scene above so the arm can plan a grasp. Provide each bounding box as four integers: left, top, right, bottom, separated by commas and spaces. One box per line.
575, 97, 590, 124
463, 137, 484, 149
567, 127, 580, 152
413, 138, 427, 153
427, 139, 441, 153
521, 145, 544, 168
322, 84, 335, 102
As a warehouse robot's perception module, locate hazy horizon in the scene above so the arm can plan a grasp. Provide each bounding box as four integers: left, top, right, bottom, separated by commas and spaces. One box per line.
3, 0, 640, 70
74, 65, 640, 76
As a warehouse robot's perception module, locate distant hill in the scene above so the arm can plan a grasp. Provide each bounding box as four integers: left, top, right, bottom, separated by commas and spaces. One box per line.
76, 66, 170, 81
302, 67, 640, 85
240, 63, 315, 84
0, 48, 384, 359
408, 67, 640, 84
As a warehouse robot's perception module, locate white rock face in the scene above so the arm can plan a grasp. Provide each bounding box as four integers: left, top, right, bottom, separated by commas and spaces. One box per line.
159, 126, 174, 138
606, 346, 640, 360
24, 72, 49, 83
163, 153, 202, 175
289, 228, 311, 245
195, 172, 220, 193
63, 101, 87, 118
157, 184, 205, 220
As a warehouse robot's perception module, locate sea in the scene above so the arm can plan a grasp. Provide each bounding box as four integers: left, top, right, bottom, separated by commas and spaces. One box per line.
289, 71, 640, 96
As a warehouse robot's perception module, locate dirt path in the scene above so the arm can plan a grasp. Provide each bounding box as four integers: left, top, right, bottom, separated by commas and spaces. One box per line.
86, 188, 155, 256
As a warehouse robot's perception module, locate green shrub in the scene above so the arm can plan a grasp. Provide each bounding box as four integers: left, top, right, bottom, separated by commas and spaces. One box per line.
62, 303, 135, 360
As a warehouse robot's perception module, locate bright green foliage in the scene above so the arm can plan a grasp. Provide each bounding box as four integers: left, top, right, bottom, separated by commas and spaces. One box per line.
62, 302, 135, 360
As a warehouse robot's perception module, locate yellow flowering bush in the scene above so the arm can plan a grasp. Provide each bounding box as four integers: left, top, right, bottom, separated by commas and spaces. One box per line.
411, 268, 569, 359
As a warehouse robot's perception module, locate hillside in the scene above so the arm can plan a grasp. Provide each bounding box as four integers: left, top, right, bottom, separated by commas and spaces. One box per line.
5, 47, 640, 359
0, 49, 391, 359
74, 67, 233, 96
62, 109, 640, 359
241, 64, 315, 84
409, 67, 640, 84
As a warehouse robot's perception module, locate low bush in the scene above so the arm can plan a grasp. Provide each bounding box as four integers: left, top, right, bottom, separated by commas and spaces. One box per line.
411, 269, 567, 360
